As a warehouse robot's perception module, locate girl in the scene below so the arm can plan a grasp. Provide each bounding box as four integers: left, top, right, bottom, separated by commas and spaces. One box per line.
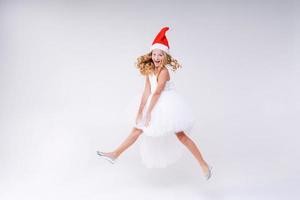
97, 27, 213, 180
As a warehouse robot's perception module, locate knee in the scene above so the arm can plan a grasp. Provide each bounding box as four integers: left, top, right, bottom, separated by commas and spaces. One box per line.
176, 132, 188, 143
133, 128, 143, 137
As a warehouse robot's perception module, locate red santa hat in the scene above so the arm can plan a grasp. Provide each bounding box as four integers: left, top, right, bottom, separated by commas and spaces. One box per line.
150, 27, 170, 53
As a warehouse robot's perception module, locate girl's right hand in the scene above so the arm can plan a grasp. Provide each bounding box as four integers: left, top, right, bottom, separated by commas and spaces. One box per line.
135, 111, 143, 125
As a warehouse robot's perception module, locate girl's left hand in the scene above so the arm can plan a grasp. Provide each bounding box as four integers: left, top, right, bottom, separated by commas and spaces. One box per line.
145, 112, 151, 127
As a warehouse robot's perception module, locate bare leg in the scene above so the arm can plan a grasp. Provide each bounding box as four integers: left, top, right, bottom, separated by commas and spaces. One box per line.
176, 131, 209, 174
101, 127, 143, 159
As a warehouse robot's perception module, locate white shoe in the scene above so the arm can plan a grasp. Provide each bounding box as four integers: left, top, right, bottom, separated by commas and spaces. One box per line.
96, 151, 117, 164
203, 165, 213, 180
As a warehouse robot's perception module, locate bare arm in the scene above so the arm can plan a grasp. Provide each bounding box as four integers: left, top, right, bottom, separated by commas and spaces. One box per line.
137, 75, 151, 113
146, 68, 170, 114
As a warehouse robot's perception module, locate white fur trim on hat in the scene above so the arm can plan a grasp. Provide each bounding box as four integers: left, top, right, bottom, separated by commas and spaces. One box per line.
150, 43, 169, 53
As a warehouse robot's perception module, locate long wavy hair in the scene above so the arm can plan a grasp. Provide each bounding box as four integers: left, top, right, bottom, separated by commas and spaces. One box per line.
135, 51, 182, 76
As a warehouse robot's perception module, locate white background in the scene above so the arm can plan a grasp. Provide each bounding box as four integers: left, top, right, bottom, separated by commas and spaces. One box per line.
0, 0, 299, 199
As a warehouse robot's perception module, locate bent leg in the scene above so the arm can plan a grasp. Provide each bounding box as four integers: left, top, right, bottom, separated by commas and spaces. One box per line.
176, 131, 209, 174
112, 127, 143, 158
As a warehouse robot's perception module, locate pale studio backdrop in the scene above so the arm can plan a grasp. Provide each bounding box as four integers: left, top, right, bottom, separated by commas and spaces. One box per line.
0, 0, 299, 199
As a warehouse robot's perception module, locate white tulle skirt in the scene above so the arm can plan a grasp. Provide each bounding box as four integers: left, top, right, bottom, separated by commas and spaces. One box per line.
125, 89, 196, 168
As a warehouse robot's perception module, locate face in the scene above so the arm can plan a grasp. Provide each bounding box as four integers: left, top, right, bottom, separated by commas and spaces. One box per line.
151, 49, 165, 67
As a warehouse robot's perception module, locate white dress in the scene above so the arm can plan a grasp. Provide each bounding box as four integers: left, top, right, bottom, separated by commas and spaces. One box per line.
132, 69, 196, 168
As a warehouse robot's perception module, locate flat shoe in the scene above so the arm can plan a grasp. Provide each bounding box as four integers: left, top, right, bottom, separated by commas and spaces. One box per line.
96, 151, 117, 164
203, 165, 213, 180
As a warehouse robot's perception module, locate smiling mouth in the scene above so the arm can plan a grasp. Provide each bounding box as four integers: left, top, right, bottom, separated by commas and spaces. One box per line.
154, 61, 160, 65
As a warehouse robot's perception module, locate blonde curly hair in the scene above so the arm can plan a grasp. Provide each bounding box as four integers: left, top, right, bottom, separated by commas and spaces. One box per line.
135, 51, 182, 76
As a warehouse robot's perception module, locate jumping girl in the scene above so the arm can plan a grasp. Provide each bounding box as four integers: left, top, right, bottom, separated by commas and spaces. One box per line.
97, 27, 213, 180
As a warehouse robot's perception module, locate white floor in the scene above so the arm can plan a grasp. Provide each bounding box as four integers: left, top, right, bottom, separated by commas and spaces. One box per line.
0, 115, 298, 200
1, 156, 298, 200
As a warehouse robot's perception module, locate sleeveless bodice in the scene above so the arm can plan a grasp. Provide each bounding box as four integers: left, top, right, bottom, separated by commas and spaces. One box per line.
149, 73, 175, 94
